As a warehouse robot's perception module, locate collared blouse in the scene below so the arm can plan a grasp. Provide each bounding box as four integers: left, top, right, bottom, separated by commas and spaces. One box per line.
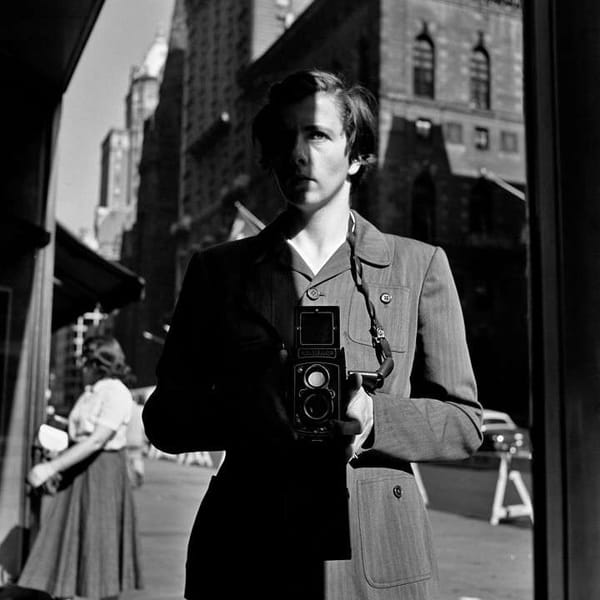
68, 377, 133, 450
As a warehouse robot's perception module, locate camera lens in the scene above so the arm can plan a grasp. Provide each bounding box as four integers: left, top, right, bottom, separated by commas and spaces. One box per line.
305, 366, 329, 388
303, 390, 332, 422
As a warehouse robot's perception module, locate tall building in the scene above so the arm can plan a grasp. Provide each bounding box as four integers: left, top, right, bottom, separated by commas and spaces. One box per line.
95, 31, 168, 260
171, 0, 314, 289
176, 0, 528, 422
96, 130, 130, 259
115, 0, 187, 386
125, 33, 169, 228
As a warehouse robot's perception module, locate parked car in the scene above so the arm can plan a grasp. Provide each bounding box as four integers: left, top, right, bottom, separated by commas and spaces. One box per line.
479, 409, 531, 457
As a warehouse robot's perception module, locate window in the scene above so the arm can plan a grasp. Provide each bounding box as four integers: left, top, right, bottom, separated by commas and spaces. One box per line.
415, 118, 432, 140
500, 131, 519, 153
413, 32, 435, 99
470, 46, 491, 110
474, 126, 490, 150
445, 122, 464, 144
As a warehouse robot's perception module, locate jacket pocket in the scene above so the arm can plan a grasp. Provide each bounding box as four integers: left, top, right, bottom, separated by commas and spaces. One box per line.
356, 474, 432, 588
347, 284, 410, 353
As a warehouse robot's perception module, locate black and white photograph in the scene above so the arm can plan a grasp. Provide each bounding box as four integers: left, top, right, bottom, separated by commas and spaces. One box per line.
0, 1, 594, 599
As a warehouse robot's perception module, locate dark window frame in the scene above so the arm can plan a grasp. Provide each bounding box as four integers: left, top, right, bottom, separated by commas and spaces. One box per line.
470, 46, 491, 110
415, 117, 433, 140
413, 33, 435, 99
474, 126, 490, 150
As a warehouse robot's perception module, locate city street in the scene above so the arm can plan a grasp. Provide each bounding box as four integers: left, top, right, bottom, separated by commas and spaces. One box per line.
123, 456, 533, 600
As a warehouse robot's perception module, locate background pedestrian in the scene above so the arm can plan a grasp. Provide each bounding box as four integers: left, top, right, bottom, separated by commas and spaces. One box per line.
18, 335, 143, 599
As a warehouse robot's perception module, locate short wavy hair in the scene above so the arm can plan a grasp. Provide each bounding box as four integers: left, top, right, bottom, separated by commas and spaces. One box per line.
82, 335, 130, 381
252, 69, 378, 188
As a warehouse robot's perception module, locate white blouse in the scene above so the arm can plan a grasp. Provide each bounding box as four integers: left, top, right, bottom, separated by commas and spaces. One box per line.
68, 378, 133, 451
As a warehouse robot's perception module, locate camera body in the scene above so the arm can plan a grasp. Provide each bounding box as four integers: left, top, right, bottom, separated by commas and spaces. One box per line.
290, 306, 347, 441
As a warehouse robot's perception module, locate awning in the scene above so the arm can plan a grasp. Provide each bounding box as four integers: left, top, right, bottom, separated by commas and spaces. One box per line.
52, 222, 145, 331
1, 1, 105, 96
444, 142, 526, 184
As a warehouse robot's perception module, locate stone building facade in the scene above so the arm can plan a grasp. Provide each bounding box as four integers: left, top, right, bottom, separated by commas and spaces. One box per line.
172, 0, 313, 288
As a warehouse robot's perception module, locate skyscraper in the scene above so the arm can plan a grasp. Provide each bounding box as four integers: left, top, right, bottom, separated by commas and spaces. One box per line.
95, 31, 168, 260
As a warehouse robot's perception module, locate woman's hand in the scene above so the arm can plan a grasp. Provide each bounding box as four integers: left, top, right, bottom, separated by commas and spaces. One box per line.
27, 462, 58, 488
336, 373, 373, 460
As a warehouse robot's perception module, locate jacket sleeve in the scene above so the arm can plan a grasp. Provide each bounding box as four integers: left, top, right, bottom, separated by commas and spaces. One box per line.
365, 247, 483, 462
142, 252, 236, 453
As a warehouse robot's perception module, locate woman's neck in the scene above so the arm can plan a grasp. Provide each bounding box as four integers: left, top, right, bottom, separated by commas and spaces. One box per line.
285, 202, 351, 274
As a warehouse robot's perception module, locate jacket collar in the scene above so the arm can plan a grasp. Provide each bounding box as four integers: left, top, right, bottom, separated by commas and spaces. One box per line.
252, 209, 392, 269
350, 211, 392, 267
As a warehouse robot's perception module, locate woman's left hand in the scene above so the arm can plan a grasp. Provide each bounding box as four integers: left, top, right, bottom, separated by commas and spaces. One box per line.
336, 373, 373, 460
27, 462, 58, 488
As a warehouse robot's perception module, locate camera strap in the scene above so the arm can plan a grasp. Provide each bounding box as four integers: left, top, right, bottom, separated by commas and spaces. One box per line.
347, 215, 395, 390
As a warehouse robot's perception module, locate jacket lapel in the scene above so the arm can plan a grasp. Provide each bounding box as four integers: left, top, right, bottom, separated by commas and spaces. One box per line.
241, 220, 299, 348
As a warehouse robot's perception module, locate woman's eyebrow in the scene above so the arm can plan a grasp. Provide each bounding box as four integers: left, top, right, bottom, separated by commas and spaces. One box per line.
303, 123, 337, 135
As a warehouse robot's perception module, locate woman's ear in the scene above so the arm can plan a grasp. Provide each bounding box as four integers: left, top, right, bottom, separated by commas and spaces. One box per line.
348, 160, 361, 176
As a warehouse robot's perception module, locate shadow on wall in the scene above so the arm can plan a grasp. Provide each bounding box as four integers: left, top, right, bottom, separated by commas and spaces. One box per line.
379, 115, 529, 425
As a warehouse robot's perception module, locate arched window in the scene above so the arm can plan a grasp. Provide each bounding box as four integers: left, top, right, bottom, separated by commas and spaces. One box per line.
470, 45, 491, 110
411, 171, 436, 242
413, 33, 435, 99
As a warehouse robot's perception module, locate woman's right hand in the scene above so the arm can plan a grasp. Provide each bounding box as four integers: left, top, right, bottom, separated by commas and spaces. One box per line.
27, 462, 58, 488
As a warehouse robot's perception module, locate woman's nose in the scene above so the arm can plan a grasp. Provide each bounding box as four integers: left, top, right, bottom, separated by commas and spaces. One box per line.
290, 134, 308, 165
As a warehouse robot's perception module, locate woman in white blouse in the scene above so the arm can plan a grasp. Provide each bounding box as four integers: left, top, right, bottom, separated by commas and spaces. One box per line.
18, 336, 144, 599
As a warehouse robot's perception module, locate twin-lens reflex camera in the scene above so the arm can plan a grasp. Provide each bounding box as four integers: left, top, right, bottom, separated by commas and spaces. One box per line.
290, 306, 347, 441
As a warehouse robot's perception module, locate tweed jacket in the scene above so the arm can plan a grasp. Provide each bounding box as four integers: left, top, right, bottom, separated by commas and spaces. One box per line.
143, 211, 482, 600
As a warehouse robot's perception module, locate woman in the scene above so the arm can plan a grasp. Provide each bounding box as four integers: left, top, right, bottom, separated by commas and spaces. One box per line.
19, 336, 143, 599
143, 70, 482, 599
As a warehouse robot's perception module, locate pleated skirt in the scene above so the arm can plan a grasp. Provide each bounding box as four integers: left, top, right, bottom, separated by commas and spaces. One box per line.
18, 450, 144, 599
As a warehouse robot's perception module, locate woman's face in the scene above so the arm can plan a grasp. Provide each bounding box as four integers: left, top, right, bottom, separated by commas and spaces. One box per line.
270, 91, 359, 213
82, 361, 102, 385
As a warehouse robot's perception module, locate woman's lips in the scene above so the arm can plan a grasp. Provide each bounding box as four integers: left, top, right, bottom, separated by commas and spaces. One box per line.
288, 175, 312, 187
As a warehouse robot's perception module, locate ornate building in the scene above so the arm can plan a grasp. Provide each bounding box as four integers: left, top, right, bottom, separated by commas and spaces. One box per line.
95, 31, 168, 260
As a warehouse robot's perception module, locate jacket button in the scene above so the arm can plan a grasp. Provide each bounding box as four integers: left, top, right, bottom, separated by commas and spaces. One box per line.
306, 287, 320, 301
380, 292, 392, 304
392, 485, 402, 499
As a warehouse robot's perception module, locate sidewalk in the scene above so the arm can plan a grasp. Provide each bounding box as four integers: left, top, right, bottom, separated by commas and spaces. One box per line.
123, 458, 532, 600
